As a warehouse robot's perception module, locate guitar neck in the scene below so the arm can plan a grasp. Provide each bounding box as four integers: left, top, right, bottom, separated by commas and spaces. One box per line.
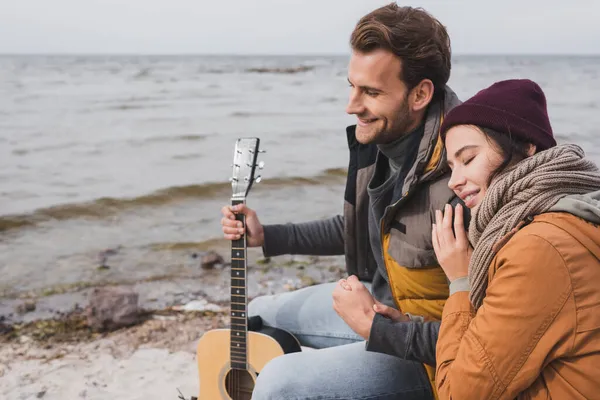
230, 198, 248, 370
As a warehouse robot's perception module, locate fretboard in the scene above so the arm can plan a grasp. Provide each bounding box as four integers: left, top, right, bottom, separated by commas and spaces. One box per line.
230, 198, 248, 370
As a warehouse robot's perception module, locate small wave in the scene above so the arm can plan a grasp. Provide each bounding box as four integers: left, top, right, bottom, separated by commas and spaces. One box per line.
12, 142, 79, 156
148, 238, 223, 252
97, 95, 164, 105
230, 112, 252, 118
172, 153, 203, 160
0, 181, 231, 232
323, 167, 348, 177
14, 94, 43, 103
0, 169, 347, 233
133, 67, 152, 79
105, 103, 168, 111
245, 66, 315, 74
229, 111, 283, 118
199, 67, 236, 74
128, 134, 208, 146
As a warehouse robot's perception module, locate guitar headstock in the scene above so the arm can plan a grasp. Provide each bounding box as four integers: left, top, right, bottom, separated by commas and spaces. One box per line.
230, 137, 264, 200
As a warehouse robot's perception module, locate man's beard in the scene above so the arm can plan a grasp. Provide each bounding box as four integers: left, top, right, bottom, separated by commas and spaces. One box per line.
375, 99, 415, 144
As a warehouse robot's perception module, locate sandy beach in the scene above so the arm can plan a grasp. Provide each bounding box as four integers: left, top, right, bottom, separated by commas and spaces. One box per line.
0, 318, 210, 400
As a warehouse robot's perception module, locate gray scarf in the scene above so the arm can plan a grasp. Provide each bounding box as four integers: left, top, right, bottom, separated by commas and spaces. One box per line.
468, 144, 600, 309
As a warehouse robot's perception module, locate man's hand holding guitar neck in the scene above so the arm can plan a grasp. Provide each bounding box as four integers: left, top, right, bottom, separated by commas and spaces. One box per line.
221, 204, 264, 247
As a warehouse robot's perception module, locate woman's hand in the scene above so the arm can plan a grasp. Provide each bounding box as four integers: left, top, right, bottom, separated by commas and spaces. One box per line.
432, 203, 472, 282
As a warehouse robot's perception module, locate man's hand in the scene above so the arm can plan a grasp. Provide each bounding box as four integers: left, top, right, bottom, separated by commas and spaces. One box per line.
332, 275, 376, 339
221, 204, 265, 247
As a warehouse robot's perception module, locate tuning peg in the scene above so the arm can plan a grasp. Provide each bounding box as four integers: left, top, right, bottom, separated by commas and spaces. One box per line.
257, 161, 265, 169
229, 177, 238, 182
258, 149, 266, 153
255, 176, 262, 183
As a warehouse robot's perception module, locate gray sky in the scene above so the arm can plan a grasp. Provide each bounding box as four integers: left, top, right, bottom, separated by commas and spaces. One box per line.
1, 0, 598, 55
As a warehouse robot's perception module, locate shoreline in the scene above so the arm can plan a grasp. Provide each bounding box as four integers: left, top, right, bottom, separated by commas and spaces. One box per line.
0, 253, 346, 400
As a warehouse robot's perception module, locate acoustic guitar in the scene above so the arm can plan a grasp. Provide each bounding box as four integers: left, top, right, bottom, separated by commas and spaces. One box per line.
196, 137, 301, 400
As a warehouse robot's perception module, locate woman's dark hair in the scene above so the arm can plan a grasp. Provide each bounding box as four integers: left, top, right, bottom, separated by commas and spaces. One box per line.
481, 127, 533, 186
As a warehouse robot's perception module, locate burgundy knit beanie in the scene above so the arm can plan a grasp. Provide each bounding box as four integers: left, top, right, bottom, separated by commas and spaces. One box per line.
440, 79, 556, 151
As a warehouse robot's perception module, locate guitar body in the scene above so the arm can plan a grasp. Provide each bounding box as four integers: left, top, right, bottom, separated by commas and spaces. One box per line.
197, 326, 301, 400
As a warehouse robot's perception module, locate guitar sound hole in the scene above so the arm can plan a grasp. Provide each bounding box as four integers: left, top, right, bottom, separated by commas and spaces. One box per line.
225, 368, 255, 400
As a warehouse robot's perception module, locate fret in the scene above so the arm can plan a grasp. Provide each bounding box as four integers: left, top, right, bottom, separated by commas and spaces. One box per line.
230, 346, 247, 353
231, 278, 246, 287
231, 241, 244, 248
231, 362, 246, 370
231, 303, 246, 311
230, 259, 245, 267
231, 295, 245, 303
230, 325, 246, 331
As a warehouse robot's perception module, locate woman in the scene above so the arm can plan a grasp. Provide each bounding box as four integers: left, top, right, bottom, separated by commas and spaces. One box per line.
432, 79, 600, 399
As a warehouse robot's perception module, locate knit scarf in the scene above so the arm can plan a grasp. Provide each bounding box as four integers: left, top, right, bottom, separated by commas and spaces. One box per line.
468, 144, 600, 309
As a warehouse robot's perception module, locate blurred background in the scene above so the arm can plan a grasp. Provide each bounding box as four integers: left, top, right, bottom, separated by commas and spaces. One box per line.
1, 0, 599, 296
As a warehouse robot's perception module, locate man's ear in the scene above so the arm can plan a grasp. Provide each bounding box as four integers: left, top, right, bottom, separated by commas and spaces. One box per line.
410, 79, 434, 112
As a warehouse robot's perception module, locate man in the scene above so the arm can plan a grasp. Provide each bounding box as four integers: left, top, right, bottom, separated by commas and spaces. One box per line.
220, 4, 463, 399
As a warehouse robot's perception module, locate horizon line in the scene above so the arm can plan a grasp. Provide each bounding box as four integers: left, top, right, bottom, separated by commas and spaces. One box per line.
0, 52, 599, 57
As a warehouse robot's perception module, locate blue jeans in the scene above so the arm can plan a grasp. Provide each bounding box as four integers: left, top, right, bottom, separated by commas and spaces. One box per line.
248, 282, 434, 400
